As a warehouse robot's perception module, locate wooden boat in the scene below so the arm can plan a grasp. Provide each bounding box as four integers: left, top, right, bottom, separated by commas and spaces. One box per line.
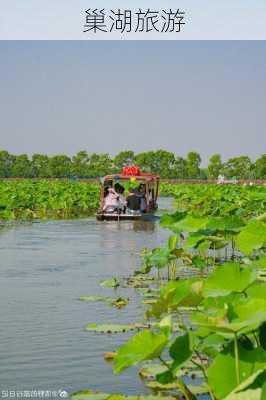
96, 168, 160, 221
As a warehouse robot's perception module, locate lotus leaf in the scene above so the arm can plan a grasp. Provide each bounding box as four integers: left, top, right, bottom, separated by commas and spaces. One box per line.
207, 343, 266, 399
85, 323, 137, 334
100, 278, 120, 288
113, 330, 168, 374
236, 220, 266, 256
203, 263, 256, 297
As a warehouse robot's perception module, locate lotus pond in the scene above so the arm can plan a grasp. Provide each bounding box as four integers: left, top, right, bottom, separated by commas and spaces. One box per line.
0, 180, 99, 220
0, 183, 266, 400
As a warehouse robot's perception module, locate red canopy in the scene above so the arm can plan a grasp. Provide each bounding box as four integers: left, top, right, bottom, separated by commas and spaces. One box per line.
122, 165, 141, 176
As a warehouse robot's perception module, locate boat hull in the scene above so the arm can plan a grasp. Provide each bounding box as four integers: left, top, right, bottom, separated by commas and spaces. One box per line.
96, 211, 156, 221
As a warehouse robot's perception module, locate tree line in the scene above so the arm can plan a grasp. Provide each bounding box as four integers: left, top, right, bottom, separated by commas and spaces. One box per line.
0, 150, 265, 179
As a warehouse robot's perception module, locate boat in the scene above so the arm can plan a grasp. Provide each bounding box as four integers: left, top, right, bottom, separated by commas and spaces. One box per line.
96, 167, 160, 221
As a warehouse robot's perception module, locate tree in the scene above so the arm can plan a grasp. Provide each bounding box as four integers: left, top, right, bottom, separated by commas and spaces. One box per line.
135, 150, 176, 178
153, 150, 176, 178
87, 153, 113, 177
134, 151, 154, 173
11, 154, 32, 178
49, 155, 72, 178
32, 154, 51, 178
253, 154, 266, 179
0, 150, 14, 178
199, 168, 208, 180
173, 157, 187, 179
223, 156, 252, 179
186, 152, 201, 178
208, 154, 223, 179
113, 151, 135, 171
71, 151, 89, 178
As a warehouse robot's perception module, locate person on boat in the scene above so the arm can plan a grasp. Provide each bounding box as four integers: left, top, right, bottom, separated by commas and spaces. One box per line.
103, 187, 119, 213
126, 188, 141, 214
135, 183, 147, 212
114, 183, 127, 212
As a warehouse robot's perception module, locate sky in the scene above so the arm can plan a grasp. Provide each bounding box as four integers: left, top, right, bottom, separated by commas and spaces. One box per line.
0, 41, 265, 164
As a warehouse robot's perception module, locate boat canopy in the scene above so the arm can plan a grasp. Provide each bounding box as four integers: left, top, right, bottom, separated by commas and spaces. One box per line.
97, 167, 160, 218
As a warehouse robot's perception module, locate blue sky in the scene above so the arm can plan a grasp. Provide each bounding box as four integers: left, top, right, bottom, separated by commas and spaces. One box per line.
0, 41, 265, 163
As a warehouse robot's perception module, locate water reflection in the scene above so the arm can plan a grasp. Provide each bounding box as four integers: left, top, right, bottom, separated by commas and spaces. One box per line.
0, 198, 173, 395
132, 220, 155, 232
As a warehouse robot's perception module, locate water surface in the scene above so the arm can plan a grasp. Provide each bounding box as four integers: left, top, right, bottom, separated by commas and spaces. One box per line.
0, 199, 172, 396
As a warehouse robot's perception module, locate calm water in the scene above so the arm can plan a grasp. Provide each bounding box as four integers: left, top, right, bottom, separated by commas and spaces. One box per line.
0, 199, 172, 397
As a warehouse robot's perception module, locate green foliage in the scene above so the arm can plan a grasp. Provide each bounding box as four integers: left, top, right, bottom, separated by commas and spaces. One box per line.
113, 151, 135, 171
236, 220, 266, 256
202, 263, 256, 297
223, 156, 252, 179
207, 344, 266, 399
186, 152, 201, 179
224, 369, 266, 400
113, 330, 168, 374
75, 180, 266, 400
160, 184, 266, 218
70, 391, 176, 400
169, 332, 192, 369
0, 180, 99, 220
78, 296, 113, 302
253, 154, 266, 179
100, 278, 120, 288
85, 323, 136, 334
0, 149, 264, 178
208, 154, 223, 179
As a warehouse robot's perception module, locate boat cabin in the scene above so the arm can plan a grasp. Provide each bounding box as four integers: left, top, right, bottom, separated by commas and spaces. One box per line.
96, 167, 160, 221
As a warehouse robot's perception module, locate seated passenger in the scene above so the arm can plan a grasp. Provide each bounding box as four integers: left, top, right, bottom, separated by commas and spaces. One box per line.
103, 188, 119, 213
135, 184, 147, 212
126, 188, 141, 213
114, 183, 127, 212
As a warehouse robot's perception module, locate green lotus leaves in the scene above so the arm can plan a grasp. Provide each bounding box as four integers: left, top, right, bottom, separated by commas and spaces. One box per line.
71, 391, 110, 400
170, 216, 209, 234
207, 344, 266, 399
206, 216, 246, 234
100, 278, 120, 288
236, 220, 266, 256
224, 369, 266, 399
112, 297, 129, 309
246, 282, 266, 300
203, 263, 256, 297
139, 363, 168, 379
145, 380, 208, 395
169, 332, 192, 370
191, 255, 206, 269
186, 233, 206, 249
146, 278, 202, 318
192, 293, 266, 336
73, 183, 266, 399
79, 296, 128, 309
160, 211, 187, 229
259, 323, 266, 350
252, 255, 266, 269
113, 330, 168, 374
85, 323, 141, 334
70, 392, 176, 400
78, 296, 113, 303
149, 248, 173, 269
0, 180, 100, 220
168, 235, 178, 251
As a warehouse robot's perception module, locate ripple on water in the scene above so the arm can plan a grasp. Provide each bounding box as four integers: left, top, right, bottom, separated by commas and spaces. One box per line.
0, 198, 172, 394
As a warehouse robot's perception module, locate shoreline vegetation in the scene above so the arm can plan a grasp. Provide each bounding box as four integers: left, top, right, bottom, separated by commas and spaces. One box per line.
0, 180, 265, 221
0, 150, 265, 180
